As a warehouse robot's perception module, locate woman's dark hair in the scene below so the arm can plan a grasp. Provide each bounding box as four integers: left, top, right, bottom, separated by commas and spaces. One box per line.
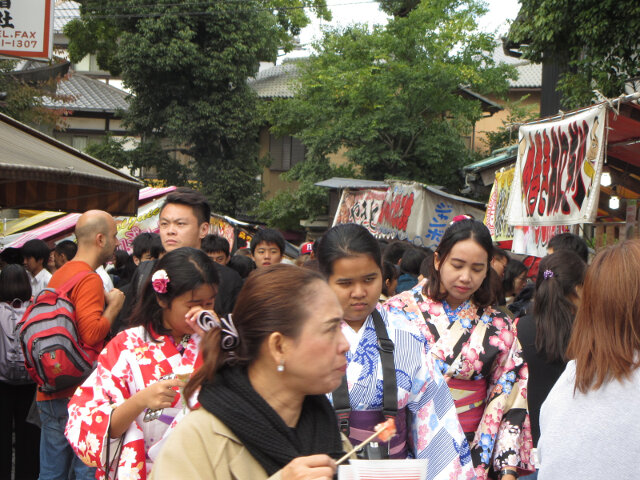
502, 259, 528, 297
129, 247, 219, 338
419, 252, 434, 277
489, 267, 505, 306
400, 247, 426, 276
316, 223, 382, 278
0, 264, 31, 304
227, 254, 256, 279
533, 251, 586, 363
381, 261, 400, 297
425, 219, 493, 308
184, 264, 326, 401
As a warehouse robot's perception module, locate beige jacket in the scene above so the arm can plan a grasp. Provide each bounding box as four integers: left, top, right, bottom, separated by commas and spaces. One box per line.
150, 407, 352, 480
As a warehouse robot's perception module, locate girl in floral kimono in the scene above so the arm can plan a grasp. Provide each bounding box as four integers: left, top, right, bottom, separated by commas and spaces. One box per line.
385, 219, 534, 480
65, 247, 218, 480
317, 224, 474, 480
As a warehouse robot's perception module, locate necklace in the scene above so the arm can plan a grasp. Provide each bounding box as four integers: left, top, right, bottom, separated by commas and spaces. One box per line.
173, 334, 191, 354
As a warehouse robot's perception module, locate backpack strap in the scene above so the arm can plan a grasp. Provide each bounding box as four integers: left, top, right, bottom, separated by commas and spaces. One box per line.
332, 308, 398, 436
57, 269, 95, 295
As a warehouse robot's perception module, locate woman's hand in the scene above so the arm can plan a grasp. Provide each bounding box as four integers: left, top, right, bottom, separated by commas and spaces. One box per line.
139, 378, 182, 410
109, 378, 182, 439
280, 455, 337, 480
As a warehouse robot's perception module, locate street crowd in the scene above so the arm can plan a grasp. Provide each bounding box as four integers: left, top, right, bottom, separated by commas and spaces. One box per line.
1, 187, 639, 480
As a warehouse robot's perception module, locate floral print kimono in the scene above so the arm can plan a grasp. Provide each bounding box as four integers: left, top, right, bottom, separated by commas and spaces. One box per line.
385, 286, 534, 479
330, 305, 475, 480
65, 326, 202, 480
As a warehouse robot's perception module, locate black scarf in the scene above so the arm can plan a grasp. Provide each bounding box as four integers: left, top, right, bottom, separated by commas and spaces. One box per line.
198, 365, 344, 476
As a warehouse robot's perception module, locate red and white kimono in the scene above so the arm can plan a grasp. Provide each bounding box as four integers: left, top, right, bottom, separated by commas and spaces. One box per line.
65, 326, 202, 480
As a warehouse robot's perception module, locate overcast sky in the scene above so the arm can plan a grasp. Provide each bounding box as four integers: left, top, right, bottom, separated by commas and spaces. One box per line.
281, 0, 521, 61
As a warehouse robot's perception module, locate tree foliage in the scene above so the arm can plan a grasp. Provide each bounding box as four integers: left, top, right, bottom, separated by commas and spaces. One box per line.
482, 96, 538, 153
508, 0, 640, 108
0, 60, 65, 127
65, 0, 330, 216
259, 0, 514, 228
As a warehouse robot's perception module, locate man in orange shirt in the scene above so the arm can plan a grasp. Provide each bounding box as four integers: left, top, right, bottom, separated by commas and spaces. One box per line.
37, 210, 125, 480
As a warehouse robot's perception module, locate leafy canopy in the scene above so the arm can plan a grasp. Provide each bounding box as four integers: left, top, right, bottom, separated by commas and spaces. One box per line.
65, 0, 330, 216
258, 0, 515, 228
508, 0, 640, 107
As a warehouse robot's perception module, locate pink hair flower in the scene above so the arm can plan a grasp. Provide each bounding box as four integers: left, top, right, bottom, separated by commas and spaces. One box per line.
152, 269, 170, 294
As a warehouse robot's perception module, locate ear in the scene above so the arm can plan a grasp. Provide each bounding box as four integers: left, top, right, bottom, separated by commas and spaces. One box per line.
199, 222, 210, 240
433, 252, 440, 271
157, 296, 169, 310
266, 331, 290, 365
96, 232, 106, 248
133, 256, 140, 266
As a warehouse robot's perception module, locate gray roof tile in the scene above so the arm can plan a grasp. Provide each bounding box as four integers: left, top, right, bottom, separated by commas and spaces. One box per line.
493, 45, 541, 89
248, 63, 300, 98
44, 74, 130, 113
54, 1, 81, 34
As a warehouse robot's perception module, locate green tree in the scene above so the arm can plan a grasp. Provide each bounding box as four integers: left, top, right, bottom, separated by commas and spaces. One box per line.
65, 0, 330, 216
508, 0, 640, 108
0, 60, 65, 127
482, 96, 538, 153
259, 0, 514, 227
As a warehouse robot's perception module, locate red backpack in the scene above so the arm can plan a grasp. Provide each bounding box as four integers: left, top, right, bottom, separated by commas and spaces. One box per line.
19, 270, 100, 393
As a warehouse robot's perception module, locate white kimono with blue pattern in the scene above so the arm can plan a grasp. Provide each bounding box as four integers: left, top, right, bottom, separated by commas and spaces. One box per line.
329, 304, 475, 480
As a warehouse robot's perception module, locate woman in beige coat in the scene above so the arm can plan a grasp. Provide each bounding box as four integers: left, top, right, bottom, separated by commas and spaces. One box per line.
151, 264, 352, 480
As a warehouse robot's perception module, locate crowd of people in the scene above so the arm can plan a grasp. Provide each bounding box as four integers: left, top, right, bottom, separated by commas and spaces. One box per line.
1, 187, 639, 480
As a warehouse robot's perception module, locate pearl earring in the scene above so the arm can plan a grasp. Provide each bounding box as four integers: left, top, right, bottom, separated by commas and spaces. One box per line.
277, 361, 285, 372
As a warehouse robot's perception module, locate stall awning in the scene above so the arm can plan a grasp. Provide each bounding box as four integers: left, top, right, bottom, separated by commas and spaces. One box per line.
0, 112, 143, 216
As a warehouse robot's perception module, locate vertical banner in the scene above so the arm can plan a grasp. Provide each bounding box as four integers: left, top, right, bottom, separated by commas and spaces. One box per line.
0, 0, 53, 59
210, 215, 236, 251
484, 168, 515, 242
332, 189, 388, 235
507, 104, 607, 226
512, 225, 572, 257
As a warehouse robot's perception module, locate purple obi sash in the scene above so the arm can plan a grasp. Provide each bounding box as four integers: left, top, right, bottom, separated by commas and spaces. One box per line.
345, 408, 409, 459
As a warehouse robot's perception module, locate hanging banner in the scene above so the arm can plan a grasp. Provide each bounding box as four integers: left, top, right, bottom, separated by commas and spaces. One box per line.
484, 168, 515, 242
512, 224, 572, 257
210, 215, 237, 251
335, 181, 484, 249
0, 0, 53, 59
506, 104, 607, 226
333, 189, 387, 235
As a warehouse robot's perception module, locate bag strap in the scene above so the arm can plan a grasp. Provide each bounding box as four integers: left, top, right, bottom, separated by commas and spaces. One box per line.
332, 308, 398, 436
57, 270, 94, 296
371, 308, 398, 419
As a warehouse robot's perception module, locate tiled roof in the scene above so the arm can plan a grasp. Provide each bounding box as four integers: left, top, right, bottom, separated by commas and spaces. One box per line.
248, 63, 300, 98
43, 74, 130, 113
54, 1, 81, 34
493, 45, 541, 89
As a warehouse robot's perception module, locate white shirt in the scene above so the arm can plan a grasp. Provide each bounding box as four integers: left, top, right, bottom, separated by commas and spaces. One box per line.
28, 268, 52, 299
96, 265, 114, 294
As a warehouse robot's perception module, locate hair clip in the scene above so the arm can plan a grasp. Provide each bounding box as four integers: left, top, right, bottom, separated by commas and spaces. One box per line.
220, 314, 240, 351
543, 269, 554, 279
151, 270, 170, 294
449, 214, 473, 225
196, 310, 220, 332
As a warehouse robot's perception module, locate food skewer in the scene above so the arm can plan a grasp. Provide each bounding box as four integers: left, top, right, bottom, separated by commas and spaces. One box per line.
335, 418, 396, 465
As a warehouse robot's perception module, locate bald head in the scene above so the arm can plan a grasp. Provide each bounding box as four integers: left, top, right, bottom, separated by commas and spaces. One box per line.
75, 210, 115, 245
